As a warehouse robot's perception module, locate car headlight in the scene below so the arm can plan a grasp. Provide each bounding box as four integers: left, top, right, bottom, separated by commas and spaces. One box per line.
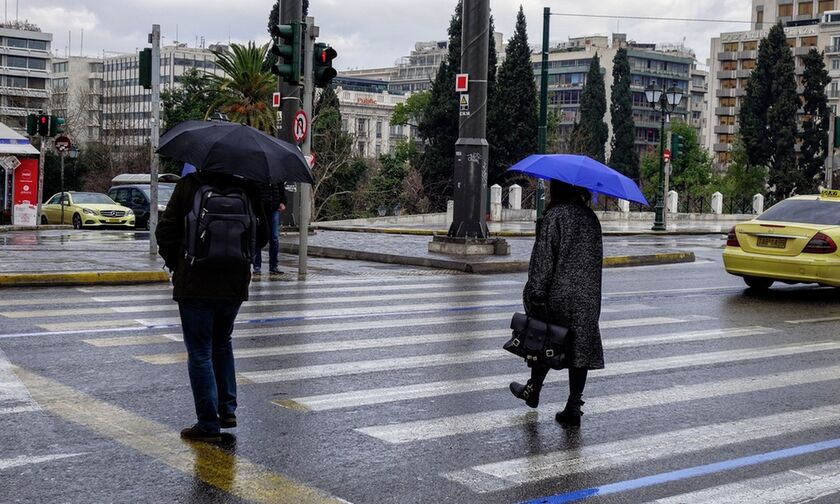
126, 209, 134, 216
82, 208, 96, 215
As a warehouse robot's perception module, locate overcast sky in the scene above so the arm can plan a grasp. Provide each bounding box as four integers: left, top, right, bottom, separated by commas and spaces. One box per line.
12, 0, 754, 70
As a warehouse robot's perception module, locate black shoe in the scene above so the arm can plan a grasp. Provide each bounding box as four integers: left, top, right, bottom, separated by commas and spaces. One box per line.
220, 414, 237, 429
180, 425, 221, 442
269, 268, 283, 276
509, 380, 541, 408
555, 397, 585, 428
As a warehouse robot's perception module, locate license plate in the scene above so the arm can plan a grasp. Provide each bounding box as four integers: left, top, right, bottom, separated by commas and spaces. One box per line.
757, 236, 787, 249
109, 219, 120, 223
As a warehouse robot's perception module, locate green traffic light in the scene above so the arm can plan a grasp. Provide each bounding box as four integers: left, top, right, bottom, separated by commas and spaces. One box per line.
49, 116, 65, 137
270, 22, 302, 85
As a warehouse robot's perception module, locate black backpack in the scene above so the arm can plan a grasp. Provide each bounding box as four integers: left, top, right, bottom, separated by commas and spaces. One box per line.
184, 184, 257, 268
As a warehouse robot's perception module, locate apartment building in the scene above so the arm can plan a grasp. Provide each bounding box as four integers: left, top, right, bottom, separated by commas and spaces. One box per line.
0, 22, 51, 134
334, 76, 411, 158
51, 57, 103, 145
533, 34, 701, 158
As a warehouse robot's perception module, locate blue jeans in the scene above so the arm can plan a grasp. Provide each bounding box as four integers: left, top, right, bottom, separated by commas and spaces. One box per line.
178, 299, 241, 433
253, 209, 280, 271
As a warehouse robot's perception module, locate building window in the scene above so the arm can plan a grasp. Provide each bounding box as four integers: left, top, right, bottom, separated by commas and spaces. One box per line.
787, 38, 797, 49
357, 142, 366, 156
7, 56, 27, 68
718, 152, 733, 164
28, 40, 46, 51
779, 4, 794, 17
723, 42, 738, 52
742, 59, 757, 70
801, 36, 818, 47
756, 9, 764, 28
719, 97, 737, 107
739, 78, 750, 88
721, 79, 737, 89
720, 115, 736, 126
375, 121, 382, 139
722, 60, 738, 70
820, 0, 835, 13
799, 1, 813, 15
53, 62, 68, 73
833, 59, 840, 70
719, 134, 734, 144
356, 118, 367, 137
742, 40, 758, 51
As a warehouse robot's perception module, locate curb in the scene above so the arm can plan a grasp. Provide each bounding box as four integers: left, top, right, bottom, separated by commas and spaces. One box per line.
280, 243, 695, 274
0, 271, 170, 287
0, 225, 73, 233
311, 225, 726, 237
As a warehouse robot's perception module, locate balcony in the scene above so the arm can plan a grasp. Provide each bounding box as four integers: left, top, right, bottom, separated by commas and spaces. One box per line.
736, 69, 754, 79
715, 106, 737, 116
716, 70, 737, 79
717, 52, 737, 61
795, 46, 818, 56
713, 143, 732, 152
714, 125, 738, 134
737, 50, 758, 59
716, 88, 738, 98
825, 45, 840, 54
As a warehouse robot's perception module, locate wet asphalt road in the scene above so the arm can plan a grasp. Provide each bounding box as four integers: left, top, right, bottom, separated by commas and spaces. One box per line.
3, 236, 840, 503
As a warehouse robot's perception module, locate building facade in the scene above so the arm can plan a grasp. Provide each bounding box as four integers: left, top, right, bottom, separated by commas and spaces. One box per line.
706, 1, 840, 167
51, 57, 103, 145
532, 34, 700, 158
101, 45, 224, 147
0, 22, 51, 134
334, 84, 410, 158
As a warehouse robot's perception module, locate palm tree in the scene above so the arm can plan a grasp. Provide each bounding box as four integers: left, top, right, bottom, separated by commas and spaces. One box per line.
207, 42, 277, 132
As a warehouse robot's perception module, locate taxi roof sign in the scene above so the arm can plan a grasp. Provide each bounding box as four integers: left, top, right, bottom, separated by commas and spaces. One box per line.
820, 188, 840, 199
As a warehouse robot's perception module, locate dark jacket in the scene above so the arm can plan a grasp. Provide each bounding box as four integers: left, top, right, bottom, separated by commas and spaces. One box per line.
156, 172, 268, 302
523, 202, 604, 369
258, 182, 286, 213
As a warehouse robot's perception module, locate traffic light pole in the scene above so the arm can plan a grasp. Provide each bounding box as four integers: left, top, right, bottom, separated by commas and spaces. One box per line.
60, 152, 65, 225
35, 135, 45, 227
536, 6, 550, 218
298, 17, 316, 281
149, 23, 161, 255
279, 0, 302, 230
664, 127, 672, 230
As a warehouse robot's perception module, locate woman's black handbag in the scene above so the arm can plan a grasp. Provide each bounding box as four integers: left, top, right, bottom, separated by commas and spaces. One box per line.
503, 307, 570, 370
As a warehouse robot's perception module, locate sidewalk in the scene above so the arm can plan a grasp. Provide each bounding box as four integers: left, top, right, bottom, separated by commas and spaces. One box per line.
0, 224, 698, 286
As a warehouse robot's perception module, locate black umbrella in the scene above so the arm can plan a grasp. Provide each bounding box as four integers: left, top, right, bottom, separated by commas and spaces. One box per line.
156, 120, 314, 184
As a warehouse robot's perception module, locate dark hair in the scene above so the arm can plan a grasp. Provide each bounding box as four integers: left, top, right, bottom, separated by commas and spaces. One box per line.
547, 179, 591, 208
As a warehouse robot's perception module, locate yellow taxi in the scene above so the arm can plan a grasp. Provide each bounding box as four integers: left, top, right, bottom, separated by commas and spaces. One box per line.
41, 191, 135, 229
723, 189, 840, 289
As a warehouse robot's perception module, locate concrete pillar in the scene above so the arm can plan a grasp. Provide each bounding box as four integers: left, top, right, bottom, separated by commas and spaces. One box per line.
618, 199, 630, 213
446, 200, 454, 227
752, 193, 765, 214
667, 190, 678, 213
490, 184, 502, 222
509, 184, 522, 210
711, 192, 723, 215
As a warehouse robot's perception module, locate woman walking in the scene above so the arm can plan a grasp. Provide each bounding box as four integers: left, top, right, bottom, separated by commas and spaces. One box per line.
509, 179, 604, 427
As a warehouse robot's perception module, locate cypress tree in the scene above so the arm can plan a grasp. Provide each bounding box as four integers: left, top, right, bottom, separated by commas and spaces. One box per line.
575, 54, 608, 162
800, 48, 831, 193
264, 1, 309, 72
740, 23, 799, 199
489, 6, 537, 185
609, 48, 639, 179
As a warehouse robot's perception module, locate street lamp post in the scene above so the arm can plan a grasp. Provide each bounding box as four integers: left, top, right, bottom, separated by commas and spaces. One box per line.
645, 83, 683, 231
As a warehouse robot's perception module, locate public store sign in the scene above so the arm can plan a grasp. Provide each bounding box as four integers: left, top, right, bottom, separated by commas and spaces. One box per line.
12, 157, 38, 226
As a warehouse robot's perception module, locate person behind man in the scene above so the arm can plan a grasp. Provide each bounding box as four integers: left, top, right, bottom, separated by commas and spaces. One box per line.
253, 182, 286, 275
156, 171, 267, 442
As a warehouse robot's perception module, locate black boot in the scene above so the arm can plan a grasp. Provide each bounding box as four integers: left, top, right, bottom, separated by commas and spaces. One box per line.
509, 380, 542, 408
555, 396, 584, 427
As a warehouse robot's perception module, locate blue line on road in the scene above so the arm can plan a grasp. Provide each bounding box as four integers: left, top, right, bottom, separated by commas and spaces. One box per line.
519, 437, 840, 504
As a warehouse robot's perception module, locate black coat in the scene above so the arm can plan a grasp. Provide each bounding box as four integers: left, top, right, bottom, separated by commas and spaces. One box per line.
523, 202, 605, 369
156, 172, 268, 302
258, 182, 286, 213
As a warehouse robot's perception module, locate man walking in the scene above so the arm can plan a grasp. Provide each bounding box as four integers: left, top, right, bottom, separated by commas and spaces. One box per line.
156, 171, 267, 442
253, 182, 286, 276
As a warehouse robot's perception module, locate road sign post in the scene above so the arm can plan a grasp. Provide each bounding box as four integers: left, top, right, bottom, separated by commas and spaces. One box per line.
54, 135, 71, 226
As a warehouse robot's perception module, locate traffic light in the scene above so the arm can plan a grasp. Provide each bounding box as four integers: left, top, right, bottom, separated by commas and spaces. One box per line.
37, 113, 50, 136
26, 113, 37, 136
671, 134, 683, 161
50, 116, 65, 137
270, 22, 302, 85
139, 48, 152, 89
313, 43, 337, 88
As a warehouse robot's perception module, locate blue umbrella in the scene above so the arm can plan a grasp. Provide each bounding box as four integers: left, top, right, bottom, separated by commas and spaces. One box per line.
508, 154, 649, 206
181, 162, 196, 177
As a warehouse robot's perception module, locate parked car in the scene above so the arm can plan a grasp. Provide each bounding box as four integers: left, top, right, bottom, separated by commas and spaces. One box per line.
41, 192, 135, 229
723, 189, 840, 289
107, 183, 176, 230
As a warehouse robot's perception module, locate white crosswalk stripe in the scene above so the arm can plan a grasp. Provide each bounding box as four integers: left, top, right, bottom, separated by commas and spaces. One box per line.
649, 459, 840, 503
0, 349, 40, 415
442, 404, 840, 493
276, 341, 840, 411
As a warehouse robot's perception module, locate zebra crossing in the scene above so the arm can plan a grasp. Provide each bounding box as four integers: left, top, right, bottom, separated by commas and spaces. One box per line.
2, 273, 840, 503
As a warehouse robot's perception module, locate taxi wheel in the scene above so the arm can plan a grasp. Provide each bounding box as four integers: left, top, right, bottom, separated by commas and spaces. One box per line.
72, 213, 83, 230
744, 276, 773, 290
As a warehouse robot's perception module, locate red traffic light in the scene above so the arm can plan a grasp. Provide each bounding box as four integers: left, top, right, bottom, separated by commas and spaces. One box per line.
40, 116, 47, 124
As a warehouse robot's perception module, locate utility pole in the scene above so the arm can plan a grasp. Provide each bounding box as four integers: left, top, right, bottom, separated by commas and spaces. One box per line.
536, 6, 550, 218
299, 16, 316, 280
448, 0, 490, 239
149, 24, 161, 255
35, 133, 45, 227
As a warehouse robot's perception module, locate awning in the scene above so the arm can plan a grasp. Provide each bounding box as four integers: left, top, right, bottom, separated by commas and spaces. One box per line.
0, 122, 39, 156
